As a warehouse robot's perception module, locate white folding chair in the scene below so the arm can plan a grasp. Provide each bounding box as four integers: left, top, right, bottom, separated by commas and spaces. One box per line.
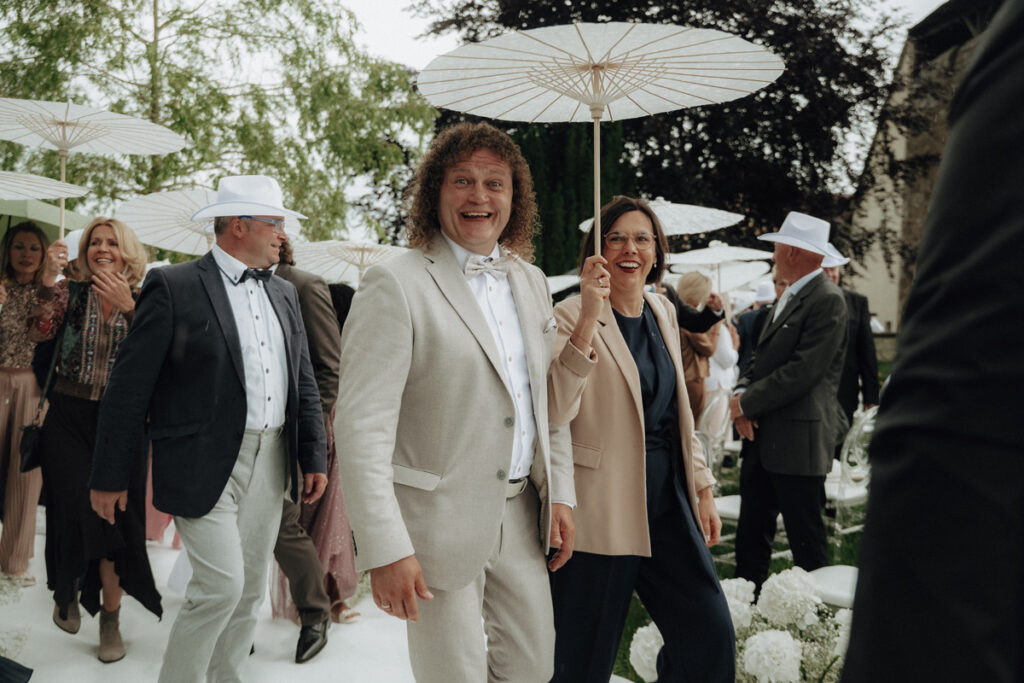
810, 565, 859, 609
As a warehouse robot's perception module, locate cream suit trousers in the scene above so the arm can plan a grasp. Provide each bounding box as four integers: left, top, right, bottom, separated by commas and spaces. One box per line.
407, 483, 555, 682
159, 429, 287, 683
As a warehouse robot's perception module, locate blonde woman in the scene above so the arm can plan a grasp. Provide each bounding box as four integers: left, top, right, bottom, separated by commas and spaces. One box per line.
28, 218, 161, 663
675, 271, 719, 422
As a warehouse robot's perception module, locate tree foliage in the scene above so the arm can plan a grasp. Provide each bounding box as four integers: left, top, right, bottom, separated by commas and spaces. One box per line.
414, 0, 904, 273
1, 0, 437, 241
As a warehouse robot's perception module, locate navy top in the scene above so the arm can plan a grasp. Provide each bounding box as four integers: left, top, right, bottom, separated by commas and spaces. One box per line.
613, 302, 683, 519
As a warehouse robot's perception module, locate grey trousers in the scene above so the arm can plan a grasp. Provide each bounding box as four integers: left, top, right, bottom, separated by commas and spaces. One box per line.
158, 428, 287, 683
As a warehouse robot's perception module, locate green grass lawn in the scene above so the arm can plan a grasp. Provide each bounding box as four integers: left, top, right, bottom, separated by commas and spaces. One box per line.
610, 462, 863, 681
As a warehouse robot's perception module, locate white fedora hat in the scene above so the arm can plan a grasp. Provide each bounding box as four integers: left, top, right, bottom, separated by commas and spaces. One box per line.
191, 175, 307, 221
822, 242, 850, 268
757, 211, 830, 257
755, 281, 776, 303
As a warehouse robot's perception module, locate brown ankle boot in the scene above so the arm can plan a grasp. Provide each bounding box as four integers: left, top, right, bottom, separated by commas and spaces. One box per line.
98, 607, 126, 663
53, 600, 81, 634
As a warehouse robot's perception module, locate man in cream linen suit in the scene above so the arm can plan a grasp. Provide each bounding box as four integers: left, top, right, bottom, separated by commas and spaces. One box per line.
336, 122, 576, 682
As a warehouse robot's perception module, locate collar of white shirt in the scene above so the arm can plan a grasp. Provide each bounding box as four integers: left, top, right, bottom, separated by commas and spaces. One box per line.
785, 268, 823, 299
212, 244, 251, 285
441, 233, 502, 274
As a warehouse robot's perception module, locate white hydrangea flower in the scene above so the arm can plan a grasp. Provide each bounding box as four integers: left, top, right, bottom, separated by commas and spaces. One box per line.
722, 577, 757, 605
629, 622, 664, 683
742, 629, 802, 682
757, 567, 822, 630
833, 608, 853, 657
727, 595, 754, 631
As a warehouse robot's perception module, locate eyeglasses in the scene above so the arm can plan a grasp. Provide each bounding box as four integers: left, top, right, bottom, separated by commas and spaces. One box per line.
603, 231, 656, 251
240, 215, 286, 233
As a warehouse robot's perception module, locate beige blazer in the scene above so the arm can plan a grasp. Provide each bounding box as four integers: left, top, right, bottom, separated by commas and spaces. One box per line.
335, 233, 575, 591
547, 292, 714, 557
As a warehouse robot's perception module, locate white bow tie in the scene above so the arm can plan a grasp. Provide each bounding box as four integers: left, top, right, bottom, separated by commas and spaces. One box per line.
464, 254, 509, 280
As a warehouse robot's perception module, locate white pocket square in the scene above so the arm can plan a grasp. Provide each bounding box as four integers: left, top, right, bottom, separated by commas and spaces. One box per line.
543, 317, 558, 333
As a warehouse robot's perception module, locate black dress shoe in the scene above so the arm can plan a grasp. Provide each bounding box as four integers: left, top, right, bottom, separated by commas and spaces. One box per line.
295, 616, 329, 664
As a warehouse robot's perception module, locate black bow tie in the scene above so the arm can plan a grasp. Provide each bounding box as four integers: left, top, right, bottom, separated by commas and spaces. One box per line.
240, 268, 273, 284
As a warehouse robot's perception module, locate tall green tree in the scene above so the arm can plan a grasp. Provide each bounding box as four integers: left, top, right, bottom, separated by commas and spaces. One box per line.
415, 0, 902, 263
1, 0, 437, 241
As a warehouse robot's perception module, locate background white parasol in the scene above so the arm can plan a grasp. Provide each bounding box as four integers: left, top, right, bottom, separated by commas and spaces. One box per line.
0, 98, 186, 236
668, 259, 771, 294
291, 240, 405, 285
666, 240, 773, 289
0, 170, 90, 201
116, 189, 302, 256
578, 198, 744, 236
417, 22, 784, 253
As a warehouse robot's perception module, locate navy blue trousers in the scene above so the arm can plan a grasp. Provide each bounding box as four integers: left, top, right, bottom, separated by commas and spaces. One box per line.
549, 504, 735, 682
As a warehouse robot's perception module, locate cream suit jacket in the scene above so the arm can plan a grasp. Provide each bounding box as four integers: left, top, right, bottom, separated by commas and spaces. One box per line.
547, 292, 714, 557
335, 233, 575, 591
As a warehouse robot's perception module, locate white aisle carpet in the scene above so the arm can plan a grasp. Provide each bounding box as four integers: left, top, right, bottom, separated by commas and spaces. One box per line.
0, 508, 635, 682
0, 508, 412, 682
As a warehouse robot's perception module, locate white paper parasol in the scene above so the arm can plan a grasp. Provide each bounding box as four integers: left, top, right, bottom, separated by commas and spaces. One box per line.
0, 98, 186, 237
418, 22, 783, 253
669, 259, 770, 293
116, 189, 302, 256
578, 198, 744, 236
0, 170, 90, 201
291, 240, 405, 285
667, 240, 773, 266
667, 240, 773, 289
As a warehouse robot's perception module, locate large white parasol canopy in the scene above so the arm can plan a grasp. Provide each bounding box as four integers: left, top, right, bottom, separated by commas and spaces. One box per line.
417, 22, 784, 253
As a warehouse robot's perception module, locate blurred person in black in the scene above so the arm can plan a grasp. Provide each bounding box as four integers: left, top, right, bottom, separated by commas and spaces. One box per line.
842, 2, 1024, 680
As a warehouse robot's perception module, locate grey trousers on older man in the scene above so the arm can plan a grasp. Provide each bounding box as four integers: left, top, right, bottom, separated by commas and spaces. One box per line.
158, 429, 287, 683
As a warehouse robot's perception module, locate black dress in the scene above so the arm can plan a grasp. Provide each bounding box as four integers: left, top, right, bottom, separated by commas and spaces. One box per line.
36, 281, 161, 620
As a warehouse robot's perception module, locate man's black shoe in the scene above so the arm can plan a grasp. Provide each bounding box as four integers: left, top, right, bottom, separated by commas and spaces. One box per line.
295, 616, 330, 663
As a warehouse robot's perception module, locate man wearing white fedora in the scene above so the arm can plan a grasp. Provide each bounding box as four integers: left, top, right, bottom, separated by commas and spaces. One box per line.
728, 211, 848, 590
90, 175, 327, 682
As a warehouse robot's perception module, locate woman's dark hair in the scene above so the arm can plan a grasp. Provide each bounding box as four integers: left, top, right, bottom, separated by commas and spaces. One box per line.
404, 121, 538, 261
578, 196, 668, 284
1, 221, 50, 283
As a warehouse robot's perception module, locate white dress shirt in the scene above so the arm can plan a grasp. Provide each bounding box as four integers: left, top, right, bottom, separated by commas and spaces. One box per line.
212, 245, 288, 430
442, 234, 537, 480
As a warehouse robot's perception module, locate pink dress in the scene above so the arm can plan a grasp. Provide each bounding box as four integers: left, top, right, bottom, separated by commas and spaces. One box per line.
270, 409, 358, 619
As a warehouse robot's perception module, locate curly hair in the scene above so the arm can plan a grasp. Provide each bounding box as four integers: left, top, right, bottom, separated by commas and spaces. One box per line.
405, 122, 538, 261
578, 196, 669, 285
1, 221, 49, 284
75, 217, 148, 287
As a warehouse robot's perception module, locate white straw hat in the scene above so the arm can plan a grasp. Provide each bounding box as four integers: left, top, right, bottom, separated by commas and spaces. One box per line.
757, 212, 830, 256
191, 175, 307, 221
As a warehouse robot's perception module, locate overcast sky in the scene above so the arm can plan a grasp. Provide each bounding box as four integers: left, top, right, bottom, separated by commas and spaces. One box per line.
348, 0, 949, 70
